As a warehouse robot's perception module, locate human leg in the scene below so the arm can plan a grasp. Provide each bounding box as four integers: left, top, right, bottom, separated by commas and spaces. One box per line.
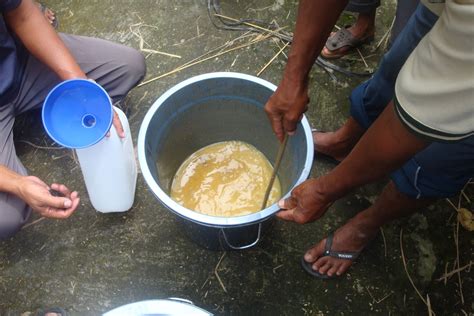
304, 133, 474, 277
14, 33, 146, 115
321, 0, 379, 59
303, 181, 435, 277
0, 35, 145, 238
314, 4, 438, 159
0, 105, 32, 240
390, 0, 420, 45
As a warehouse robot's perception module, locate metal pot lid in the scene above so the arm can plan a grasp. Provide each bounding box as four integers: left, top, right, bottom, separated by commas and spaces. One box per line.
103, 298, 213, 316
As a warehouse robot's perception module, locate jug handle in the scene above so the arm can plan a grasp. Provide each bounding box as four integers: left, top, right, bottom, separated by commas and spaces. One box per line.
220, 223, 262, 250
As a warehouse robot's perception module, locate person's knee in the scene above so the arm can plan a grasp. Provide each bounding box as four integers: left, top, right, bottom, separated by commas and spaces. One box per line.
0, 197, 30, 240
124, 47, 146, 84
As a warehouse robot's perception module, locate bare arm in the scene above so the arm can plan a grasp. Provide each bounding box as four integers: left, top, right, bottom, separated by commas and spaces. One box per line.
277, 102, 429, 223
4, 0, 86, 80
5, 0, 125, 136
265, 0, 348, 141
0, 165, 79, 219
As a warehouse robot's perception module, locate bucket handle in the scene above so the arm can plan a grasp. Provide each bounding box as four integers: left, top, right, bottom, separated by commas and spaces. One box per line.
220, 223, 262, 250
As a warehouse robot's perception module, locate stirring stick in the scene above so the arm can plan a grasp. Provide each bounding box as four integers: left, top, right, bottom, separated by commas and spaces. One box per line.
261, 133, 289, 210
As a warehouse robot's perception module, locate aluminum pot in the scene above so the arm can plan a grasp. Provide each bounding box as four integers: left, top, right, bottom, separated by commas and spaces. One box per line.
138, 72, 313, 250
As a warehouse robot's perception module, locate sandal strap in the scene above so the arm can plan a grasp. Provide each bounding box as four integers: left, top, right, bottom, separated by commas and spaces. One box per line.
323, 231, 360, 260
325, 28, 355, 51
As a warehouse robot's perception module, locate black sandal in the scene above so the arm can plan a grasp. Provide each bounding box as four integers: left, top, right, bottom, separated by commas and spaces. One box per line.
301, 232, 360, 279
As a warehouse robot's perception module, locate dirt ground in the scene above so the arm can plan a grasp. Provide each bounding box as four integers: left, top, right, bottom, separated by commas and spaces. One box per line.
0, 0, 472, 315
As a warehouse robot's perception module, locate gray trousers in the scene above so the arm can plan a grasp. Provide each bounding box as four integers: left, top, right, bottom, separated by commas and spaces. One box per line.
0, 34, 145, 239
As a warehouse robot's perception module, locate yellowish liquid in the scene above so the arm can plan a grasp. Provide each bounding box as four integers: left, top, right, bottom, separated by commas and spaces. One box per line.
170, 141, 281, 217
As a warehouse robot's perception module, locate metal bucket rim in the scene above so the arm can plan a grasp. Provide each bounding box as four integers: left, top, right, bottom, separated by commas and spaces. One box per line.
137, 72, 314, 227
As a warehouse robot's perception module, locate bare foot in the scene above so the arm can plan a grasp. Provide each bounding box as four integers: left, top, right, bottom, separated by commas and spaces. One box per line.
313, 117, 364, 162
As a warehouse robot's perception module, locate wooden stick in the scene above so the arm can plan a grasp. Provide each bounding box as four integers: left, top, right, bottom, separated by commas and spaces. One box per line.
261, 134, 289, 210
257, 42, 289, 76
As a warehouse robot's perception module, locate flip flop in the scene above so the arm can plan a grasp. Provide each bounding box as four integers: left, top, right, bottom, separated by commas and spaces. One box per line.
312, 128, 342, 165
301, 232, 360, 279
322, 28, 374, 59
38, 2, 59, 29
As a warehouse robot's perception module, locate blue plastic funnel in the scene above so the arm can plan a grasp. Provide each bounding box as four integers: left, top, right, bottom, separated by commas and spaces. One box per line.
42, 79, 113, 149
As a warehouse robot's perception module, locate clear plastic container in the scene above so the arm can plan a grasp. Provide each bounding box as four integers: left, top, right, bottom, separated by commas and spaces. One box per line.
76, 107, 137, 213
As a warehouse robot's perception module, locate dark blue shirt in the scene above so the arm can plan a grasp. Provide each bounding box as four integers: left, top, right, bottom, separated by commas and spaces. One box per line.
1, 0, 24, 105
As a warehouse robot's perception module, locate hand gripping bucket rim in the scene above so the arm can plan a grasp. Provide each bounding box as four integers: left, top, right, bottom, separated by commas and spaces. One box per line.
42, 79, 113, 149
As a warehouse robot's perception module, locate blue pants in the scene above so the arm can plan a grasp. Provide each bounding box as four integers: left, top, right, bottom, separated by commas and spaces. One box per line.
349, 4, 474, 198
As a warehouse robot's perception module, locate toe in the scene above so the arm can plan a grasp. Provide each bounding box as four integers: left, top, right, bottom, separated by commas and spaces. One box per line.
336, 261, 353, 276
318, 261, 332, 275
327, 264, 340, 277
304, 238, 326, 263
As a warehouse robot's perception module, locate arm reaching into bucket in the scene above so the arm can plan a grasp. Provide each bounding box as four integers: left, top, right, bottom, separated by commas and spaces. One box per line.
264, 0, 348, 142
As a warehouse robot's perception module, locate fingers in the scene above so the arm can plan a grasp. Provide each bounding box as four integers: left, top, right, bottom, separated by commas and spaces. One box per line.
45, 194, 72, 209
51, 183, 72, 197
283, 105, 307, 136
282, 115, 298, 136
278, 197, 297, 210
276, 208, 296, 222
264, 108, 284, 142
41, 191, 80, 219
276, 196, 298, 221
112, 110, 125, 138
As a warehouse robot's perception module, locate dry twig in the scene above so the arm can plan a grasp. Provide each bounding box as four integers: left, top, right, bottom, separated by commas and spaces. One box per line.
213, 13, 289, 40
454, 220, 465, 305
436, 261, 473, 282
380, 227, 387, 258
356, 48, 369, 68
138, 33, 272, 87
21, 217, 46, 230
427, 294, 434, 316
257, 42, 289, 76
214, 252, 227, 293
399, 228, 432, 311
16, 140, 63, 150
374, 15, 396, 51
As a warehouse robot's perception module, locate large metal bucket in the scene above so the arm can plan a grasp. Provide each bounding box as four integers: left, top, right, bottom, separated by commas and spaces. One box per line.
138, 72, 313, 250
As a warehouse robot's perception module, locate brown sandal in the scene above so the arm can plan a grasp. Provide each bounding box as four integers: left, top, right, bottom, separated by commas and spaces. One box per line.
322, 28, 374, 59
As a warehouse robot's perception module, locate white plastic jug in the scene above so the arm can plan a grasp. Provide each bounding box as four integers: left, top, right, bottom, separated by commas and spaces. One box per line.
76, 107, 137, 213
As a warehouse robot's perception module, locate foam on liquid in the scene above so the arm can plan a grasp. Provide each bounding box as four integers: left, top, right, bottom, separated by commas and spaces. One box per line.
170, 141, 281, 217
